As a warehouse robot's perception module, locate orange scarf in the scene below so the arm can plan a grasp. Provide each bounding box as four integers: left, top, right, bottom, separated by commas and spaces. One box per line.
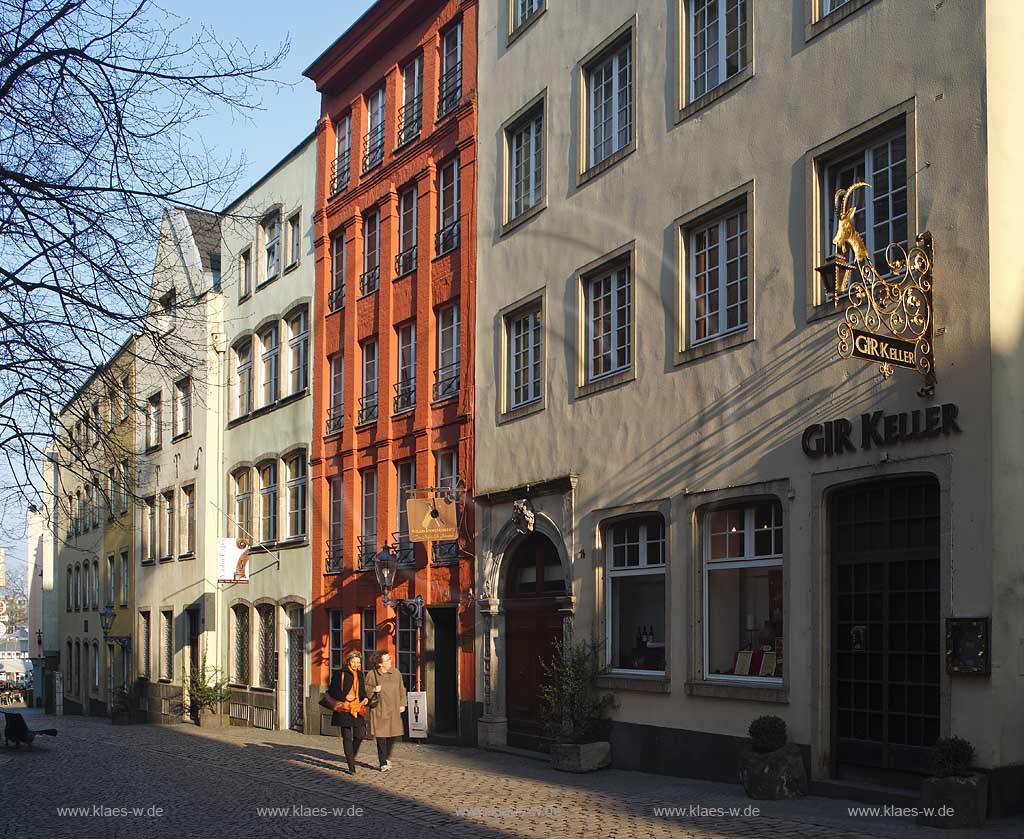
341, 665, 366, 718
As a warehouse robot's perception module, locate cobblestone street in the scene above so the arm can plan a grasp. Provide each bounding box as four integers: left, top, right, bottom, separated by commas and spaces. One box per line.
1, 709, 1021, 839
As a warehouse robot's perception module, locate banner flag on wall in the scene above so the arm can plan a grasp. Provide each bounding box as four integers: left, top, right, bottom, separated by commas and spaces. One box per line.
217, 538, 250, 584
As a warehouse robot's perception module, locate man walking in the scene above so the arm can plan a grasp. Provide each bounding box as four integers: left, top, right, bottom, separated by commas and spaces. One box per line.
365, 651, 407, 771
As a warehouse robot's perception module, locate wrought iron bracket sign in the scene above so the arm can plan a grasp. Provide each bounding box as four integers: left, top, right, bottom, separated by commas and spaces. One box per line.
827, 182, 936, 396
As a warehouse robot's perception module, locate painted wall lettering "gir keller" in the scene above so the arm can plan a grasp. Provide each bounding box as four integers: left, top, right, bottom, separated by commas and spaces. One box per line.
802, 404, 961, 458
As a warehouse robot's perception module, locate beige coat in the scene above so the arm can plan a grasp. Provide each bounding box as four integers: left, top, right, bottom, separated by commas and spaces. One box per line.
365, 667, 408, 738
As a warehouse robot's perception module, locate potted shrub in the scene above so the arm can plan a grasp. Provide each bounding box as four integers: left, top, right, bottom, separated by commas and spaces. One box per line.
184, 657, 228, 727
918, 737, 987, 828
538, 638, 616, 772
739, 715, 807, 799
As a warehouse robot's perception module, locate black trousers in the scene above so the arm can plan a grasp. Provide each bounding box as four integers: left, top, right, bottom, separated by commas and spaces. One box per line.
376, 735, 396, 766
340, 726, 362, 771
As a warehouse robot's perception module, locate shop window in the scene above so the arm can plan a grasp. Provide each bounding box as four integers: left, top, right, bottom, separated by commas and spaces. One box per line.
231, 604, 250, 685
606, 515, 665, 673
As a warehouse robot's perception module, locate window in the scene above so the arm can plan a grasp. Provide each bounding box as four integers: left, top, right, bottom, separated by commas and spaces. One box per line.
360, 469, 377, 567
394, 322, 415, 412
240, 248, 252, 298
398, 56, 423, 145
210, 253, 221, 290
436, 159, 460, 254
108, 385, 117, 430
234, 469, 252, 540
363, 86, 385, 172
73, 566, 81, 608
144, 496, 156, 562
256, 604, 276, 688
434, 449, 459, 562
688, 204, 749, 344
395, 460, 415, 564
396, 187, 417, 275
91, 402, 100, 445
585, 264, 631, 381
158, 290, 176, 332
140, 611, 151, 679
235, 338, 252, 417
327, 355, 344, 435
121, 644, 130, 689
822, 0, 851, 13
329, 610, 343, 670
160, 609, 173, 680
512, 0, 543, 31
607, 515, 666, 673
231, 604, 250, 684
438, 22, 462, 118
286, 452, 307, 540
76, 641, 82, 694
65, 568, 71, 610
258, 462, 277, 544
360, 208, 380, 294
263, 212, 281, 280
106, 467, 116, 517
287, 309, 309, 394
91, 477, 100, 528
92, 559, 99, 610
398, 609, 418, 690
586, 36, 632, 169
332, 113, 351, 193
120, 375, 130, 420
703, 500, 784, 682
173, 376, 191, 437
107, 555, 115, 607
359, 339, 378, 424
120, 550, 129, 605
434, 303, 460, 400
92, 641, 99, 691
82, 562, 90, 608
181, 484, 196, 554
162, 490, 175, 558
329, 233, 345, 312
146, 392, 162, 449
120, 459, 129, 514
288, 213, 301, 267
508, 106, 544, 221
259, 325, 280, 407
507, 304, 543, 409
82, 485, 91, 533
689, 0, 749, 101
361, 608, 377, 669
327, 477, 344, 572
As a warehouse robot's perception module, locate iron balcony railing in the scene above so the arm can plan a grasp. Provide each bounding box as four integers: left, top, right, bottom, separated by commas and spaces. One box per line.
331, 150, 351, 194
394, 244, 417, 276
396, 94, 422, 146
325, 538, 344, 574
393, 379, 415, 413
357, 393, 378, 425
357, 535, 377, 570
362, 122, 385, 172
432, 540, 459, 564
325, 406, 344, 436
359, 265, 380, 295
392, 533, 416, 568
432, 362, 460, 401
435, 220, 460, 255
437, 63, 463, 118
328, 284, 345, 312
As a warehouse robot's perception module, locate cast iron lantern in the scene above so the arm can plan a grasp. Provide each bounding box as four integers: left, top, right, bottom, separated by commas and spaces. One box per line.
373, 542, 423, 627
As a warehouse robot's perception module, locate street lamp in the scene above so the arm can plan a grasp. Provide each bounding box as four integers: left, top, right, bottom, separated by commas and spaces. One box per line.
373, 543, 424, 627
98, 608, 131, 648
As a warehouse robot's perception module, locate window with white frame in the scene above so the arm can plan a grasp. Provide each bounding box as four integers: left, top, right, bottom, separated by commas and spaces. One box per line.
160, 609, 173, 680
92, 559, 99, 609
143, 497, 156, 562
263, 211, 281, 280
508, 106, 544, 221
140, 611, 151, 679
108, 385, 117, 430
395, 460, 414, 559
120, 374, 130, 421
585, 263, 631, 381
398, 609, 418, 690
288, 213, 301, 266
435, 303, 459, 400
106, 555, 115, 607
821, 0, 851, 15
436, 158, 460, 254
688, 204, 749, 345
287, 308, 309, 393
258, 461, 277, 544
65, 568, 71, 610
92, 641, 100, 690
256, 604, 276, 688
399, 55, 423, 144
174, 376, 191, 437
607, 515, 666, 672
361, 608, 377, 669
512, 0, 543, 31
328, 477, 343, 571
703, 500, 784, 682
106, 467, 116, 518
181, 484, 196, 554
689, 0, 749, 102
330, 232, 345, 311
361, 208, 380, 293
74, 565, 80, 609
120, 459, 129, 514
240, 248, 252, 298
146, 392, 162, 449
395, 322, 415, 412
91, 477, 100, 528
81, 562, 89, 608
364, 86, 386, 171
360, 469, 377, 565
286, 452, 307, 540
231, 604, 249, 684
328, 355, 344, 434
397, 187, 417, 274
82, 485, 91, 533
507, 303, 543, 409
585, 36, 632, 169
234, 469, 252, 540
329, 610, 343, 671
162, 490, 175, 558
438, 21, 462, 118
333, 113, 351, 193
259, 324, 280, 406
434, 449, 459, 561
234, 338, 252, 417
359, 339, 378, 423
120, 550, 129, 605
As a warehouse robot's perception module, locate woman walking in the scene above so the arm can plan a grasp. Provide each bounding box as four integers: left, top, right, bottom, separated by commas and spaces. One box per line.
327, 651, 369, 774
365, 651, 407, 771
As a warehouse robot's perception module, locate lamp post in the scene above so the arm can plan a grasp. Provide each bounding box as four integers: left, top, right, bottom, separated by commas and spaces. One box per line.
98, 608, 131, 648
373, 543, 424, 627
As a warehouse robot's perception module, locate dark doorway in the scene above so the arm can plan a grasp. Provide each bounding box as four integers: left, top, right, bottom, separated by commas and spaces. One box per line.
428, 607, 458, 734
831, 477, 941, 781
504, 532, 569, 752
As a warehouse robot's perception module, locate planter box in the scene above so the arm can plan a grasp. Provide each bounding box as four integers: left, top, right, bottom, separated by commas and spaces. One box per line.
918, 774, 988, 828
196, 709, 225, 728
551, 741, 611, 773
739, 743, 807, 800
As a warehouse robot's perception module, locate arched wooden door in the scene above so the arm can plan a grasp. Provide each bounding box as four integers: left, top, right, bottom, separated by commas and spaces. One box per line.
504, 532, 569, 752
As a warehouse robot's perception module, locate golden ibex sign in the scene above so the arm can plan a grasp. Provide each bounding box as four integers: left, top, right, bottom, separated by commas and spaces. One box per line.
406, 496, 458, 542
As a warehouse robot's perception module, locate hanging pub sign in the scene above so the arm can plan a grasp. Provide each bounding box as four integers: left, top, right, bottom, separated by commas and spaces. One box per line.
407, 493, 458, 542
822, 182, 936, 395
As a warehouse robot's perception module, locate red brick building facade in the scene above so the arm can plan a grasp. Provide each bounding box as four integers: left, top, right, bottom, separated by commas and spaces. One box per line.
305, 0, 478, 741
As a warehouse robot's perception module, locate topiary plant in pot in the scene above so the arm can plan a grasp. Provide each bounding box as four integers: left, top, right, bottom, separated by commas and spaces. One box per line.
739, 715, 807, 799
184, 656, 229, 727
918, 737, 987, 828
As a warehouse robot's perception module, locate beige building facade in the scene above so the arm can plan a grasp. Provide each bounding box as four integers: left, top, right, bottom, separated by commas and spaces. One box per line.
473, 0, 1024, 810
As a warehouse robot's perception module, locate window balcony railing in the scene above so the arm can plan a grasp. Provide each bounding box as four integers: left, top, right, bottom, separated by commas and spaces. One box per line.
394, 244, 417, 277
325, 406, 344, 436
358, 535, 377, 570
432, 540, 459, 564
437, 63, 463, 118
396, 95, 422, 146
359, 265, 380, 295
362, 122, 385, 173
393, 379, 415, 413
358, 394, 378, 425
392, 533, 416, 568
435, 220, 460, 256
328, 284, 345, 312
325, 538, 344, 574
331, 150, 351, 195
432, 362, 460, 401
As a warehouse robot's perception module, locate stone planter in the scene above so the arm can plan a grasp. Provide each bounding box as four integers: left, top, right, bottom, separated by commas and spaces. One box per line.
739, 743, 807, 800
917, 774, 988, 828
196, 707, 224, 728
551, 741, 611, 773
